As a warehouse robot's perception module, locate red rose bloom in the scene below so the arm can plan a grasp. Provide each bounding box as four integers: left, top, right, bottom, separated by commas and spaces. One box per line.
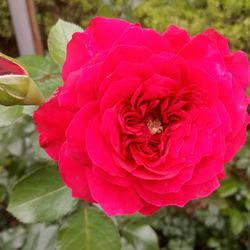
34, 17, 250, 216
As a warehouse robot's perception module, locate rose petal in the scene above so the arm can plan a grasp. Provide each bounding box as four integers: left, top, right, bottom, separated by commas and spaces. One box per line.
59, 69, 81, 111
203, 28, 230, 56
100, 76, 142, 111
98, 45, 152, 94
86, 116, 127, 177
76, 64, 101, 106
92, 165, 130, 187
179, 34, 224, 64
190, 157, 224, 185
87, 169, 144, 216
138, 166, 194, 194
114, 24, 174, 53
0, 55, 26, 75
59, 143, 94, 202
62, 17, 130, 81
66, 101, 99, 165
34, 92, 74, 161
139, 204, 160, 216
185, 62, 218, 98
135, 177, 219, 207
225, 51, 250, 90
62, 32, 91, 81
87, 17, 130, 51
163, 25, 191, 52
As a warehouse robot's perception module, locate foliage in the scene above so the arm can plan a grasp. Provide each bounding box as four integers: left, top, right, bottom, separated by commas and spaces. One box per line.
0, 1, 250, 250
0, 0, 12, 38
48, 19, 83, 65
1, 0, 250, 56
0, 0, 17, 56
134, 0, 250, 56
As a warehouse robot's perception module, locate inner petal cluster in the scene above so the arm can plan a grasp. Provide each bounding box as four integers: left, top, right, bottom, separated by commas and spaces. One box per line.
117, 84, 203, 166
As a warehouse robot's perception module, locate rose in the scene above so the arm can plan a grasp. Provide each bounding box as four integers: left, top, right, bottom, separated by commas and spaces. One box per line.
34, 17, 250, 216
0, 52, 44, 106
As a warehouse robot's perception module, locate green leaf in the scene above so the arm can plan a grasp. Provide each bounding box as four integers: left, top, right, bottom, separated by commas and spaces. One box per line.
39, 76, 63, 99
245, 199, 250, 211
217, 179, 240, 198
121, 238, 135, 250
122, 209, 165, 228
0, 226, 26, 250
0, 184, 6, 202
18, 55, 61, 102
7, 166, 77, 223
48, 19, 83, 65
22, 224, 58, 250
224, 208, 245, 235
58, 207, 121, 250
0, 106, 23, 127
22, 105, 37, 117
17, 56, 56, 80
122, 224, 159, 250
28, 132, 50, 161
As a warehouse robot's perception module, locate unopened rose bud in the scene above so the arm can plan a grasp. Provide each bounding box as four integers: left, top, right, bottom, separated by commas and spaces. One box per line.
0, 53, 44, 106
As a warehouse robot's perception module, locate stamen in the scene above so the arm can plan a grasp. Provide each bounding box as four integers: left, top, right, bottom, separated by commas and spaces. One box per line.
147, 119, 163, 135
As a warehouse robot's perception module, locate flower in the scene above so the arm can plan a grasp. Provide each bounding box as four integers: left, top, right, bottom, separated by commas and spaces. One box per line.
34, 17, 250, 216
0, 52, 44, 106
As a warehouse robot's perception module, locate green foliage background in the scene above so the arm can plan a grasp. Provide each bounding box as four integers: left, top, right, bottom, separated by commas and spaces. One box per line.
0, 0, 250, 249
1, 0, 250, 57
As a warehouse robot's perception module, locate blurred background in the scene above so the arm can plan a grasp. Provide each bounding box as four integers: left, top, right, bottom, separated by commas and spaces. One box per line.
0, 0, 250, 249
1, 0, 250, 57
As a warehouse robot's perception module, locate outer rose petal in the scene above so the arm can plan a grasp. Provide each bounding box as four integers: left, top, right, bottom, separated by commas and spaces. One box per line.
65, 101, 99, 165
185, 62, 218, 98
225, 51, 250, 90
62, 17, 130, 81
224, 81, 249, 161
92, 165, 131, 187
62, 32, 91, 81
86, 17, 130, 51
225, 124, 248, 162
203, 29, 249, 90
98, 45, 152, 94
139, 204, 161, 216
34, 92, 74, 161
190, 157, 224, 184
113, 24, 174, 53
203, 28, 230, 56
59, 69, 81, 112
60, 64, 101, 112
76, 64, 101, 106
163, 24, 191, 52
59, 143, 94, 202
86, 116, 127, 177
179, 34, 224, 64
87, 168, 144, 216
138, 166, 195, 194
135, 177, 219, 207
187, 59, 233, 105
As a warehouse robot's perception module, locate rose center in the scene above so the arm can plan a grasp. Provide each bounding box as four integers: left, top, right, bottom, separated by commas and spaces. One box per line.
147, 119, 163, 135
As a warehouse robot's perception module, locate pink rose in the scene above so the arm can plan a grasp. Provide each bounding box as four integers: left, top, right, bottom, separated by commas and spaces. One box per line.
34, 17, 250, 216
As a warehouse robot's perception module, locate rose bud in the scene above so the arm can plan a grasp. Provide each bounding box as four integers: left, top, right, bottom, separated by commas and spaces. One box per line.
0, 52, 44, 106
34, 18, 250, 216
